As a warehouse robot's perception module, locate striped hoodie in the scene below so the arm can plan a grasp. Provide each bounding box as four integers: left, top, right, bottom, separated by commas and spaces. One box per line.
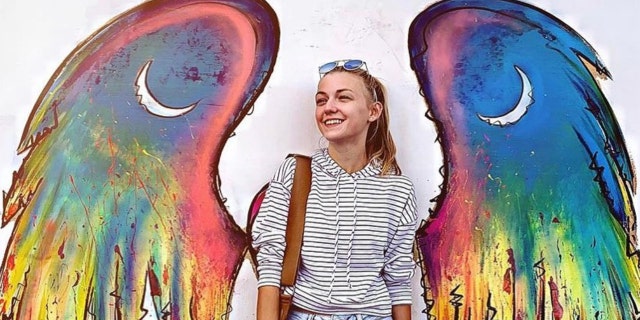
252, 148, 417, 316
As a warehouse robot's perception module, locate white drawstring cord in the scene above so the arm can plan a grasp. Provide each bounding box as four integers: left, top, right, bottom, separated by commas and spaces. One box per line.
346, 179, 357, 289
327, 175, 341, 302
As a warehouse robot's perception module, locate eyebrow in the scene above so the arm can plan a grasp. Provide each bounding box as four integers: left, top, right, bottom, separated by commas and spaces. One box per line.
336, 89, 354, 94
316, 88, 354, 96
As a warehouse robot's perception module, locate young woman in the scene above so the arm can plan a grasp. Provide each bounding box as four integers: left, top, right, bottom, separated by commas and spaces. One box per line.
252, 60, 417, 320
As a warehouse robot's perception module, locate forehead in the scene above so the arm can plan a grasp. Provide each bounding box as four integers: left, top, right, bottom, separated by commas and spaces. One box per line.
317, 71, 366, 93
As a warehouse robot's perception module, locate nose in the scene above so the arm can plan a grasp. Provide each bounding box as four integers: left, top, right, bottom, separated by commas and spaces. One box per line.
324, 98, 338, 114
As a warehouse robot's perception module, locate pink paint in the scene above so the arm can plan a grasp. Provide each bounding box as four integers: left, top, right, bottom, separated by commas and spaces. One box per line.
168, 4, 258, 288
248, 187, 266, 230
548, 277, 564, 319
58, 240, 66, 259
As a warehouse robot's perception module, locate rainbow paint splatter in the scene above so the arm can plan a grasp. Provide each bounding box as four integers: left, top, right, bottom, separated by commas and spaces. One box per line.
410, 0, 640, 318
1, 0, 278, 318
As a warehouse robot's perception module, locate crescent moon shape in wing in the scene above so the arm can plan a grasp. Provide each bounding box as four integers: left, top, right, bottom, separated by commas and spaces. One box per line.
135, 60, 198, 118
477, 65, 534, 127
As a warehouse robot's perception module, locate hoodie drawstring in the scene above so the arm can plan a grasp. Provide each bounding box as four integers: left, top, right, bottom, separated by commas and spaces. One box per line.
327, 175, 341, 302
327, 175, 358, 302
346, 179, 357, 288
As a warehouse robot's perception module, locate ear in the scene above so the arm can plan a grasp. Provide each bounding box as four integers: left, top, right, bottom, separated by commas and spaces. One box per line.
368, 101, 383, 122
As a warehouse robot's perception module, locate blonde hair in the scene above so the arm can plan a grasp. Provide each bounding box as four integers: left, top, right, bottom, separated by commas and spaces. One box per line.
325, 67, 401, 175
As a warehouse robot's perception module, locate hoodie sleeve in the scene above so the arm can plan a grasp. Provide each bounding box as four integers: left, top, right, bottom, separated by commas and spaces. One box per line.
251, 157, 297, 288
382, 182, 418, 305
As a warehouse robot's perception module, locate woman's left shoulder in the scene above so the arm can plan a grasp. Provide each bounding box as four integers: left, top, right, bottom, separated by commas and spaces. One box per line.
375, 173, 415, 189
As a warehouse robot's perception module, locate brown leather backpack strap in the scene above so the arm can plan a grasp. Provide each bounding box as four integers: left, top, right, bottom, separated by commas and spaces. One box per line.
281, 154, 311, 287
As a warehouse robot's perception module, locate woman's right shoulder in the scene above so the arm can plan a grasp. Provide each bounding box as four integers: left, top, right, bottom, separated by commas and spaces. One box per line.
270, 155, 298, 186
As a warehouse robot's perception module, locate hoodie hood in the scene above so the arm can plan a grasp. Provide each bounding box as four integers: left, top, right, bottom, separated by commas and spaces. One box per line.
312, 148, 382, 180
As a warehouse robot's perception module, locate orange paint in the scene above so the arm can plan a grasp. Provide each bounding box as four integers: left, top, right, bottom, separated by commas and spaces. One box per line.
502, 268, 512, 294
148, 269, 161, 297
5, 203, 19, 219
163, 265, 168, 286
106, 128, 117, 176
5, 254, 14, 271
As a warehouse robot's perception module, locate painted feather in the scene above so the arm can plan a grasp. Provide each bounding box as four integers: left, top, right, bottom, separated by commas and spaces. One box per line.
1, 0, 278, 318
409, 0, 639, 318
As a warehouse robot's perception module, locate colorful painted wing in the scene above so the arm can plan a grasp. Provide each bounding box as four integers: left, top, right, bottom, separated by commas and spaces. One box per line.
1, 0, 278, 318
409, 0, 639, 318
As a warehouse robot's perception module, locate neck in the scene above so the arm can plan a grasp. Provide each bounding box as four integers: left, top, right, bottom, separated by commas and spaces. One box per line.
327, 143, 368, 174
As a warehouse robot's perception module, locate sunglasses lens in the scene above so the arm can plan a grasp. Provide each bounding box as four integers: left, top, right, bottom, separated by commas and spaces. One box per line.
319, 61, 338, 75
343, 59, 364, 71
318, 59, 368, 77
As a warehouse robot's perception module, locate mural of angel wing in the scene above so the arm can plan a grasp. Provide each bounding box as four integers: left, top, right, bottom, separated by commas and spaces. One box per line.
409, 0, 639, 318
1, 0, 279, 318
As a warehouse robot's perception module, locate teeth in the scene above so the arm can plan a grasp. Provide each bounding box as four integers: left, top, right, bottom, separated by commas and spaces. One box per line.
325, 119, 343, 125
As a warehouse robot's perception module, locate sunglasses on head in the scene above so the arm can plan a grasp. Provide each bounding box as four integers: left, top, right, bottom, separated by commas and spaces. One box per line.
318, 59, 368, 77
318, 59, 378, 102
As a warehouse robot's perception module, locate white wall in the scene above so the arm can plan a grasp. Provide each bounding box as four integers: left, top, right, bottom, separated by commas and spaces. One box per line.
0, 0, 638, 318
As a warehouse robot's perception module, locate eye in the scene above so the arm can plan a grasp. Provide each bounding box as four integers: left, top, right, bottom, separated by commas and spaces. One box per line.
316, 97, 327, 106
338, 95, 352, 101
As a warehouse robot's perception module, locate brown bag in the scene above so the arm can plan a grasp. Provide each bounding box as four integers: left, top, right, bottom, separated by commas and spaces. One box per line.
247, 155, 311, 319
279, 155, 311, 320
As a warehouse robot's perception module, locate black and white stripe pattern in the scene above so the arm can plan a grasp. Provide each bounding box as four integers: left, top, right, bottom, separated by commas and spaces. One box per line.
252, 149, 417, 316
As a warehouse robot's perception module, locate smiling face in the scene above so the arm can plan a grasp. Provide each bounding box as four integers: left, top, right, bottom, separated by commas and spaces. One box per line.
315, 71, 381, 149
